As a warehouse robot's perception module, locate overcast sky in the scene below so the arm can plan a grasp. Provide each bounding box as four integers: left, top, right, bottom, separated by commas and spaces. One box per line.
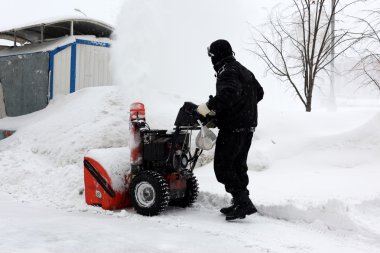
0, 0, 290, 31
0, 0, 125, 29
1, 0, 376, 31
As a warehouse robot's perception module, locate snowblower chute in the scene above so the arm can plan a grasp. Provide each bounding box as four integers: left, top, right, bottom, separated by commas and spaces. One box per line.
84, 102, 215, 216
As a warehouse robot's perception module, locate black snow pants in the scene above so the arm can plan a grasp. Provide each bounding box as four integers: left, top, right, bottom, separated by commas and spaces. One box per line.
214, 129, 253, 198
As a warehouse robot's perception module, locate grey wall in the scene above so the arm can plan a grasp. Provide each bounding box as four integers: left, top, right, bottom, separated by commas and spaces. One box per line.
0, 52, 49, 116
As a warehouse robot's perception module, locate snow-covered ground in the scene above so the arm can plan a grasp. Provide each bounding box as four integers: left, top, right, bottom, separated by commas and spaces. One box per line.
1, 1, 380, 252
0, 86, 380, 253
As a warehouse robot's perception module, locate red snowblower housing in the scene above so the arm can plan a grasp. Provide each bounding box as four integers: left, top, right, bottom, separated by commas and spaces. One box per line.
84, 102, 207, 216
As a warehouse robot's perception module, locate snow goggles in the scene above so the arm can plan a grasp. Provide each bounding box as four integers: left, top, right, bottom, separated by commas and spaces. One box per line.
207, 46, 214, 57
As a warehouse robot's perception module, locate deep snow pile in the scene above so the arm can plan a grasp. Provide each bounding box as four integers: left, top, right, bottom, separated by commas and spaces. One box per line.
1, 86, 380, 236
0, 87, 130, 208
248, 109, 380, 240
0, 86, 211, 209
0, 86, 380, 251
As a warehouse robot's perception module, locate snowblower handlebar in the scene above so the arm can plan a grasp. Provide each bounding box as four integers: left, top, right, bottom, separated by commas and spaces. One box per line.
174, 102, 214, 129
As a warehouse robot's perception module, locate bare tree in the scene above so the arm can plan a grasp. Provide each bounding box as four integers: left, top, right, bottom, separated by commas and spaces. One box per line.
353, 9, 380, 91
251, 0, 364, 112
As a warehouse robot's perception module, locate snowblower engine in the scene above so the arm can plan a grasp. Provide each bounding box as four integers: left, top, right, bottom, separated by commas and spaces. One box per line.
128, 102, 206, 216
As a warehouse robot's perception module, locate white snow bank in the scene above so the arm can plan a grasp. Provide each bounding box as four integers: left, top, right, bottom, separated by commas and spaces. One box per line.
4, 192, 380, 253
1, 86, 379, 213
320, 111, 380, 149
0, 85, 379, 251
0, 86, 210, 208
247, 107, 380, 171
260, 198, 380, 243
192, 108, 380, 243
0, 86, 129, 208
0, 87, 129, 166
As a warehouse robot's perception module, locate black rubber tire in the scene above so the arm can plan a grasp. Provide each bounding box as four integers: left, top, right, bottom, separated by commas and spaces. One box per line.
130, 171, 170, 216
170, 174, 199, 208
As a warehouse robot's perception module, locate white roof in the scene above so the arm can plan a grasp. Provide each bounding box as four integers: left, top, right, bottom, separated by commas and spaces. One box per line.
0, 15, 113, 33
0, 16, 113, 45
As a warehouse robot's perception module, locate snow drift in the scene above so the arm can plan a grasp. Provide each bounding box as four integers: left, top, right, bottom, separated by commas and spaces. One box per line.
0, 87, 213, 208
0, 86, 379, 250
0, 0, 380, 251
0, 87, 129, 208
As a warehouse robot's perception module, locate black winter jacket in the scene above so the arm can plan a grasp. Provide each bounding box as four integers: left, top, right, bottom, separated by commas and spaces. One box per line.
207, 57, 264, 130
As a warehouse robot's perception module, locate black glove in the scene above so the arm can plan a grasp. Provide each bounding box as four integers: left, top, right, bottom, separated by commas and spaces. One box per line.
206, 119, 217, 129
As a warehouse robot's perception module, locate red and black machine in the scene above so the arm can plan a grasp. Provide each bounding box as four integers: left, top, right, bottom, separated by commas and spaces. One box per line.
84, 102, 206, 216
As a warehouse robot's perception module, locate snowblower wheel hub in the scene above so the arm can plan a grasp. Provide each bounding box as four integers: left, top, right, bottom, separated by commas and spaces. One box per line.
135, 182, 156, 208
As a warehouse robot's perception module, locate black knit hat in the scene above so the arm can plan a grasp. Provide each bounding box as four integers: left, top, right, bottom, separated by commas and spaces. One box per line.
208, 39, 233, 65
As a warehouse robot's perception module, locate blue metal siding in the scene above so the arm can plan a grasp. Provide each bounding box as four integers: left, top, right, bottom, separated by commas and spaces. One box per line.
49, 43, 75, 99
48, 39, 111, 99
76, 39, 111, 48
70, 44, 77, 93
49, 51, 54, 99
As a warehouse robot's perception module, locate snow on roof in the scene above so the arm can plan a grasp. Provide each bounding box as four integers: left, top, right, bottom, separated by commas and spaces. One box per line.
0, 36, 111, 57
0, 16, 114, 44
0, 37, 74, 57
0, 15, 114, 33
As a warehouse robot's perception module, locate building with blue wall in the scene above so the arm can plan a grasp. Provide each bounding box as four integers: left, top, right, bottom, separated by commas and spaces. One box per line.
0, 17, 113, 117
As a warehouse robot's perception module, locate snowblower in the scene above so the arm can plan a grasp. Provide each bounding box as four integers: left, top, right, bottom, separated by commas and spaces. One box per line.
83, 102, 216, 216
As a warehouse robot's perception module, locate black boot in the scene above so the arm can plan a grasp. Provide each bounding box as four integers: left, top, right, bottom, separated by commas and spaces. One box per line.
225, 192, 257, 221
220, 198, 236, 215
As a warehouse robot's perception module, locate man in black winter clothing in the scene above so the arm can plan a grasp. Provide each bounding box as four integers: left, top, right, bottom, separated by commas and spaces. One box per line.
197, 39, 264, 221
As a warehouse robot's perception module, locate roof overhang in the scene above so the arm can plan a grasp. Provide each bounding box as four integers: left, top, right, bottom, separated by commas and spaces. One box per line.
0, 17, 114, 44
